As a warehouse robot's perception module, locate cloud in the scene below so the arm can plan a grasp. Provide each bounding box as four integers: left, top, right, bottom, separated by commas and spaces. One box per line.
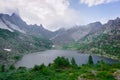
80, 0, 119, 7
0, 0, 84, 31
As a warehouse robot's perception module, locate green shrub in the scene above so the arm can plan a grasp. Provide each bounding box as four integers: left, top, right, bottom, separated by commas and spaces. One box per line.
88, 55, 94, 65
53, 57, 70, 69
9, 65, 15, 70
97, 71, 115, 80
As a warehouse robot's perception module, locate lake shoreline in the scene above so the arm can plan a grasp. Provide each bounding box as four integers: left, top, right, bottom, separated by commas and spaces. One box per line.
77, 50, 120, 61
15, 50, 118, 68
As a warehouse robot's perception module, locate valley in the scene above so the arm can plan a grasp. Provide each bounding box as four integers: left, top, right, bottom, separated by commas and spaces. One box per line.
0, 13, 119, 80
0, 13, 120, 64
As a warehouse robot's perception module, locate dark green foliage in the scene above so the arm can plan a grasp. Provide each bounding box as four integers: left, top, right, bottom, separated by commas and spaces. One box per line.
32, 64, 46, 71
97, 71, 115, 80
71, 57, 76, 65
71, 57, 78, 68
0, 57, 119, 80
13, 56, 21, 60
1, 64, 5, 72
32, 65, 40, 71
88, 55, 94, 65
9, 65, 15, 70
53, 57, 70, 69
0, 29, 19, 39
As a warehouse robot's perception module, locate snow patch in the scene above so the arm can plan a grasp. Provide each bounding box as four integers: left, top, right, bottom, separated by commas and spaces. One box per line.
52, 45, 55, 48
4, 48, 11, 52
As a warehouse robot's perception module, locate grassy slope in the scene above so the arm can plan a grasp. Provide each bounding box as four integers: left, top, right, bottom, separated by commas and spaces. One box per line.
0, 29, 53, 65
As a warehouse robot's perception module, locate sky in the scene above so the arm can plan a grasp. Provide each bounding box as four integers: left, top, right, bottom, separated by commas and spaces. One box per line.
0, 0, 120, 31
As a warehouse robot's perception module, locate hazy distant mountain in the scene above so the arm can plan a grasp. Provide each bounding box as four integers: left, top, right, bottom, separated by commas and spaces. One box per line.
51, 21, 104, 45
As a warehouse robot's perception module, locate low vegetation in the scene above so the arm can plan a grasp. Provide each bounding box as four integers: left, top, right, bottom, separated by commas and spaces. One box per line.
0, 56, 119, 80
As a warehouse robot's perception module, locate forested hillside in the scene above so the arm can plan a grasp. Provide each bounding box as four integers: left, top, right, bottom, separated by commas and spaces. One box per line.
62, 18, 120, 59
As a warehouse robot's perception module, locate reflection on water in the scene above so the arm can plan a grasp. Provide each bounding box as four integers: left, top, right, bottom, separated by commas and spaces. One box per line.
15, 50, 117, 68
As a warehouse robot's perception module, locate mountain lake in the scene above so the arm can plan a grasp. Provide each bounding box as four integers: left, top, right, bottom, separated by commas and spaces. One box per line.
15, 50, 118, 68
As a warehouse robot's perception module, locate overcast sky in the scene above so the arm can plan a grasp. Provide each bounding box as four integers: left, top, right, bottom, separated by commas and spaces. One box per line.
0, 0, 120, 31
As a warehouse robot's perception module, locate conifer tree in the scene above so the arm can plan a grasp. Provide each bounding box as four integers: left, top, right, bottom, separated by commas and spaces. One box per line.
88, 55, 94, 65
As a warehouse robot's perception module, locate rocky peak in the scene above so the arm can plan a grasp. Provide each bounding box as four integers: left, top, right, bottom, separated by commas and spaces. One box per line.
11, 13, 20, 18
88, 22, 102, 27
106, 17, 120, 28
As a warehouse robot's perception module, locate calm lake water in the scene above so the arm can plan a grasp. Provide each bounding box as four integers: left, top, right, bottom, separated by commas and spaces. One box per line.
15, 50, 117, 68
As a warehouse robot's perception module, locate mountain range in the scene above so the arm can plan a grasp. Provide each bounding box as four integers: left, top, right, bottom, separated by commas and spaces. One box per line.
0, 13, 120, 44
0, 13, 120, 65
